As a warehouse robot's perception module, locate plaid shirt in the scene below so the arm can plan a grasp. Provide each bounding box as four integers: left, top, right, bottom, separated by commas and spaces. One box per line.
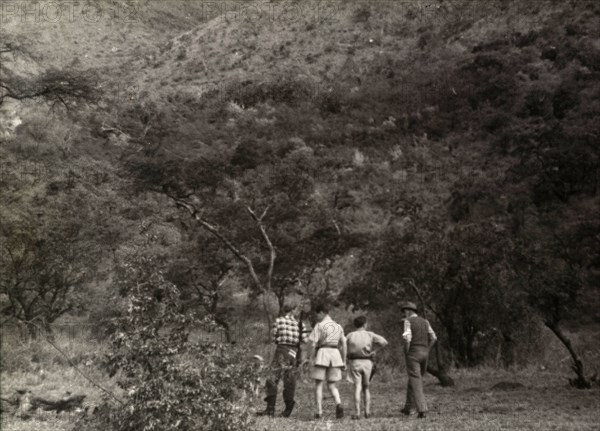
272, 314, 307, 346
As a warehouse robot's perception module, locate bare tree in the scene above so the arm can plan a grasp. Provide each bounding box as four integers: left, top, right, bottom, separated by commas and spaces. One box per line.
0, 221, 93, 338
167, 195, 277, 331
1, 37, 99, 109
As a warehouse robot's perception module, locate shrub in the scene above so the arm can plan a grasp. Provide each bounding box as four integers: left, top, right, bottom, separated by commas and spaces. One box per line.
315, 87, 343, 114
218, 74, 320, 108
352, 4, 371, 23
79, 255, 258, 431
521, 89, 553, 118
552, 84, 579, 119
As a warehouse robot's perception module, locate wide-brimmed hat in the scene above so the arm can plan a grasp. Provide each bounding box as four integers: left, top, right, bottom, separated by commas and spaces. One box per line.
400, 301, 418, 312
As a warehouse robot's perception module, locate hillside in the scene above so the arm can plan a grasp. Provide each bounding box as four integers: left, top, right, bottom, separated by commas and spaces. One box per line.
1, 2, 600, 430
136, 2, 569, 97
1, 0, 599, 378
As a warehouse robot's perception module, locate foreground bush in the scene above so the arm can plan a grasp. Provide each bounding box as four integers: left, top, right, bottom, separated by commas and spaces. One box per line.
77, 255, 259, 431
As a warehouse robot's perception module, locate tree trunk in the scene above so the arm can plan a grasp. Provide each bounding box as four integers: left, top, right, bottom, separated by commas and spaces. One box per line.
215, 317, 233, 344
500, 332, 515, 368
465, 333, 476, 367
32, 394, 86, 412
545, 321, 591, 389
25, 321, 40, 341
261, 293, 273, 343
426, 363, 455, 387
43, 320, 55, 342
426, 342, 455, 387
277, 291, 285, 316
406, 280, 456, 386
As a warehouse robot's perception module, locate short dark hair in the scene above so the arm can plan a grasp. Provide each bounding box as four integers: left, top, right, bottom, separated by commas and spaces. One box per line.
353, 315, 367, 328
313, 303, 330, 315
282, 303, 295, 313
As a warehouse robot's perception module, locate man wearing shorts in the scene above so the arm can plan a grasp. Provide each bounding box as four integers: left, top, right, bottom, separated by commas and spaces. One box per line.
346, 315, 389, 419
307, 303, 347, 419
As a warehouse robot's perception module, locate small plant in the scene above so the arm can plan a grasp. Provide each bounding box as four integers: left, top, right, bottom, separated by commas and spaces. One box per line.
176, 46, 187, 61
353, 4, 371, 24
315, 87, 343, 114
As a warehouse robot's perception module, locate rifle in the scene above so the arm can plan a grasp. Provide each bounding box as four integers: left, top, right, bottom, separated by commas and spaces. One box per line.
370, 362, 377, 382
295, 307, 312, 373
296, 311, 304, 368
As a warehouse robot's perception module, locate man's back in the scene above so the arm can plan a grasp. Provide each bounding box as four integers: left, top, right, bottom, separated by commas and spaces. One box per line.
405, 315, 434, 349
347, 330, 387, 358
273, 314, 301, 346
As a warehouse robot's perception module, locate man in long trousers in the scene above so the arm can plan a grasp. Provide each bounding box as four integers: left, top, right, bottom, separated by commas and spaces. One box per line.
257, 303, 307, 418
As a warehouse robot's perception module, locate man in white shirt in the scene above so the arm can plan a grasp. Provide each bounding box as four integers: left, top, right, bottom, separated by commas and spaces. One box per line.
307, 303, 347, 419
400, 301, 437, 419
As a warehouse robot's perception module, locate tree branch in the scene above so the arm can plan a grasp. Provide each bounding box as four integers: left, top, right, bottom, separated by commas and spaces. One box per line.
166, 194, 265, 292
396, 279, 445, 324
247, 206, 276, 293
545, 320, 591, 388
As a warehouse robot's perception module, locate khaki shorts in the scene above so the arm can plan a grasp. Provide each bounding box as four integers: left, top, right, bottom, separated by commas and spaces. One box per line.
311, 365, 342, 382
347, 359, 373, 386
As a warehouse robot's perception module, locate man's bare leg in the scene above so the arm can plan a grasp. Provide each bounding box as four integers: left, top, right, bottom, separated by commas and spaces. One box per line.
327, 382, 341, 405
328, 382, 344, 419
364, 385, 371, 417
315, 380, 324, 416
353, 381, 362, 417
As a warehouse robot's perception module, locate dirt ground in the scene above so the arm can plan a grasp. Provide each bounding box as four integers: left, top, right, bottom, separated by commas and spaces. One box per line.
253, 369, 600, 431
2, 368, 598, 431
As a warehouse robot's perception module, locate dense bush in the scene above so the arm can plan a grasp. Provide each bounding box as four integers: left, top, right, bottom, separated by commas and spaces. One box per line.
79, 255, 259, 431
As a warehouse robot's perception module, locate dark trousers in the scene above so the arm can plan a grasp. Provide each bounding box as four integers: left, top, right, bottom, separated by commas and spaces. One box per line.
265, 345, 298, 404
404, 346, 429, 413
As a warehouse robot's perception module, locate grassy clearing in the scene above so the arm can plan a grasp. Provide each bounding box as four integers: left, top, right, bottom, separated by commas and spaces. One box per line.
1, 329, 122, 431
2, 361, 598, 431
1, 328, 599, 430
255, 369, 600, 431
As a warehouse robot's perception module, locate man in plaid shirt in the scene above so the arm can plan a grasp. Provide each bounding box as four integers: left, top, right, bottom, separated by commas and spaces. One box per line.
257, 303, 308, 418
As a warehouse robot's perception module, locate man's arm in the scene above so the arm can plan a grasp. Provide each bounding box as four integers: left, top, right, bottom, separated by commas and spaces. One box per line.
300, 321, 310, 345
339, 332, 347, 369
402, 319, 412, 354
297, 318, 311, 365
427, 320, 437, 348
305, 325, 318, 362
370, 333, 389, 356
271, 319, 279, 344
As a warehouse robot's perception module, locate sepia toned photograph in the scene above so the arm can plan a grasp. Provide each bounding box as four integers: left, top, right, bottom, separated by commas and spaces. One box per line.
1, 1, 599, 430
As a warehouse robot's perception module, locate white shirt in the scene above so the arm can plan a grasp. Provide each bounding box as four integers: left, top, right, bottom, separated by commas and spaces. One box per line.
308, 315, 346, 367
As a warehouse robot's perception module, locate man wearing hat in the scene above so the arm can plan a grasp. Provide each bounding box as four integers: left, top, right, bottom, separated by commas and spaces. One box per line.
400, 301, 437, 419
257, 302, 307, 418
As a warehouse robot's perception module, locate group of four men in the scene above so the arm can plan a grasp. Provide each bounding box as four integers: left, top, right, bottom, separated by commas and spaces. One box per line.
257, 301, 437, 420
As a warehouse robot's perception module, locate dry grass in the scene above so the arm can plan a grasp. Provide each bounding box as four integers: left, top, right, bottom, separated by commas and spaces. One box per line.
2, 360, 598, 431
254, 369, 600, 431
1, 329, 122, 431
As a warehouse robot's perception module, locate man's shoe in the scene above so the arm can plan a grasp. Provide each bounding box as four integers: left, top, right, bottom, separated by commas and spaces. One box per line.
336, 404, 344, 419
400, 408, 411, 416
364, 412, 370, 419
281, 401, 295, 418
314, 413, 322, 419
417, 412, 426, 419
